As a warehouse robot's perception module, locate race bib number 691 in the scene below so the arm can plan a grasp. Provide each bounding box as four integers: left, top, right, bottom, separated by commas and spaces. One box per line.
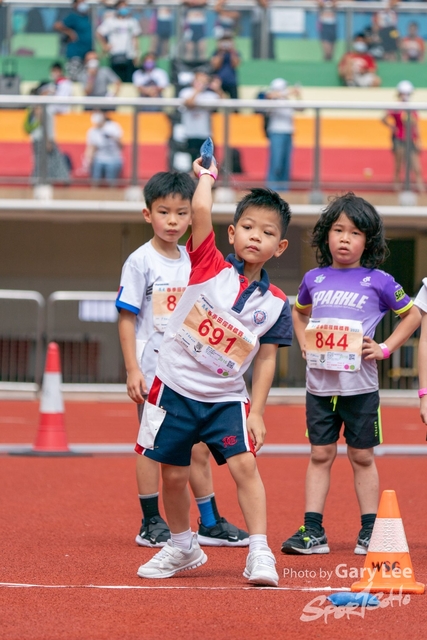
175, 295, 257, 376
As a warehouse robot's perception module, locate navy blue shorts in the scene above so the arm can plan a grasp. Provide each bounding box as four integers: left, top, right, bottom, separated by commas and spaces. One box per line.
306, 391, 382, 449
135, 377, 254, 466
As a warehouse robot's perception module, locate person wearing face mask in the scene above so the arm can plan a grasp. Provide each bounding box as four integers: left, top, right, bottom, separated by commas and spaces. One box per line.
79, 51, 121, 107
382, 81, 424, 193
132, 52, 170, 112
96, 0, 142, 83
338, 33, 381, 88
83, 110, 124, 184
54, 0, 93, 82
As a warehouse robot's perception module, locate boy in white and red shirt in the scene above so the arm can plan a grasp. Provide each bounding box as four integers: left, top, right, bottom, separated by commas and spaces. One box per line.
117, 171, 249, 550
136, 159, 293, 586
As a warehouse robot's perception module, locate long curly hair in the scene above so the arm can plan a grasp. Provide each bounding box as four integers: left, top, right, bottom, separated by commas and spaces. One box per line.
311, 193, 389, 268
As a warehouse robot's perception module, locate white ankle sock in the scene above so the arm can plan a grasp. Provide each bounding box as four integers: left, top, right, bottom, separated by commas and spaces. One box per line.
249, 534, 270, 553
171, 528, 193, 550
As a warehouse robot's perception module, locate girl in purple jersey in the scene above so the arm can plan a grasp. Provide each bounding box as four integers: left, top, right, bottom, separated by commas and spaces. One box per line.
282, 193, 420, 556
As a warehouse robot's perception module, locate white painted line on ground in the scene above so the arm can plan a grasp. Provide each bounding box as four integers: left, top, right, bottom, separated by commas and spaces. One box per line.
0, 582, 350, 592
2, 444, 427, 455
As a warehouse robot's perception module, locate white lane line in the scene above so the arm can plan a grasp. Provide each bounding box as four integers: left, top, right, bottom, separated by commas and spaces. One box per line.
2, 444, 427, 455
0, 582, 350, 592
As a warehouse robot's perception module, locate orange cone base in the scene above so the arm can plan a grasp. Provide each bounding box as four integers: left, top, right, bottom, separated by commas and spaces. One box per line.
351, 552, 425, 594
33, 413, 69, 452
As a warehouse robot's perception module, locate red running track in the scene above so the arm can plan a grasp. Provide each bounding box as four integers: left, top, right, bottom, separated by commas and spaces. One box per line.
1, 401, 426, 640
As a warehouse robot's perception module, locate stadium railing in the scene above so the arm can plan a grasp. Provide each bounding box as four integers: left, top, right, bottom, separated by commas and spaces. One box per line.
0, 93, 425, 200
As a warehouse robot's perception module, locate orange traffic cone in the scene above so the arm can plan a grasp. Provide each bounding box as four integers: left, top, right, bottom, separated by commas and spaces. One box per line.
32, 342, 69, 453
351, 490, 424, 594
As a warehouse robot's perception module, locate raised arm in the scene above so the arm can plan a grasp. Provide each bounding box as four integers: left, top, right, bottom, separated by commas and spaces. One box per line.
191, 157, 218, 250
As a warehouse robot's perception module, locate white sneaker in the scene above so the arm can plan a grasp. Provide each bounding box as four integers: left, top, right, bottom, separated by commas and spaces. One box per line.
243, 549, 279, 587
137, 534, 207, 579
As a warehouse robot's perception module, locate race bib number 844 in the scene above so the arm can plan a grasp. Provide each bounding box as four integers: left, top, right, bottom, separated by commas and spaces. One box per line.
305, 318, 363, 372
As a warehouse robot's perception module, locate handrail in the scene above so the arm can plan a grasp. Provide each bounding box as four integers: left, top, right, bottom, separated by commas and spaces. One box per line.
1, 95, 426, 111
0, 289, 45, 385
46, 290, 118, 344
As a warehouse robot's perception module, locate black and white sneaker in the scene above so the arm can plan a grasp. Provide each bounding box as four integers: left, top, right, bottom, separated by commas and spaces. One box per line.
197, 517, 249, 547
135, 516, 170, 547
281, 525, 330, 555
354, 523, 374, 555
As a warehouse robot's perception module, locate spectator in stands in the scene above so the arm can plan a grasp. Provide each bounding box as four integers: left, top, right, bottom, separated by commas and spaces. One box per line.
372, 0, 399, 61
364, 26, 385, 61
24, 82, 70, 183
265, 78, 302, 192
79, 51, 121, 107
83, 110, 124, 185
54, 0, 93, 82
209, 33, 241, 99
318, 0, 338, 61
151, 6, 174, 57
96, 0, 142, 83
338, 33, 381, 87
178, 70, 221, 163
182, 0, 208, 61
49, 61, 73, 115
381, 80, 424, 193
132, 52, 170, 111
400, 22, 425, 62
213, 0, 239, 39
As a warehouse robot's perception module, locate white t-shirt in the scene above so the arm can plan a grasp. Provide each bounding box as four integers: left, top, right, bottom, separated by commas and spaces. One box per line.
132, 67, 169, 91
97, 16, 142, 57
116, 241, 190, 390
179, 87, 219, 139
414, 278, 427, 313
87, 120, 123, 163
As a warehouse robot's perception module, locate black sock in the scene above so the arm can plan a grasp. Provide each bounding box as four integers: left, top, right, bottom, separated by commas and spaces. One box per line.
139, 493, 160, 524
361, 513, 376, 529
210, 495, 221, 523
304, 512, 323, 530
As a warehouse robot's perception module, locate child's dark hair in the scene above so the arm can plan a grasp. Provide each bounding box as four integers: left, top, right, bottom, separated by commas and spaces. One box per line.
234, 188, 291, 239
144, 172, 196, 209
312, 192, 388, 268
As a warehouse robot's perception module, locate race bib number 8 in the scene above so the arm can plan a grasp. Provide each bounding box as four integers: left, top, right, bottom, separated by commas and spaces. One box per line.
305, 318, 363, 372
152, 281, 186, 333
175, 295, 256, 377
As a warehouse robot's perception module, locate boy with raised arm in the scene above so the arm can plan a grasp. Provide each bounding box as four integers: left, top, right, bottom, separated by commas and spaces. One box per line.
136, 158, 292, 585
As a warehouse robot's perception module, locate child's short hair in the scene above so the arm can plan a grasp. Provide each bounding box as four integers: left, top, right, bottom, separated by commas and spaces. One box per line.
234, 188, 291, 239
144, 172, 196, 209
312, 192, 388, 269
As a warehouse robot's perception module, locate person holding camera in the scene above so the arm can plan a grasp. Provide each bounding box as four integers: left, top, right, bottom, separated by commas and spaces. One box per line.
209, 33, 240, 100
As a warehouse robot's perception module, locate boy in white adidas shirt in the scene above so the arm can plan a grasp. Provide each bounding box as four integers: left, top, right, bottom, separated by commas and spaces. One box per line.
136, 161, 293, 586
116, 171, 248, 548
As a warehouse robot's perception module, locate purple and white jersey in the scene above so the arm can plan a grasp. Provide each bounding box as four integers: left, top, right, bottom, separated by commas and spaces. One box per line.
296, 266, 413, 396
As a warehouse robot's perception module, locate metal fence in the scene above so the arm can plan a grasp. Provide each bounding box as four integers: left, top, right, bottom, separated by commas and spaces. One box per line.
0, 288, 419, 392
0, 94, 425, 199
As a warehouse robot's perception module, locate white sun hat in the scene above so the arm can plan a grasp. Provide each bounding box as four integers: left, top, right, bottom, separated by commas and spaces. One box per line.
397, 80, 414, 95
